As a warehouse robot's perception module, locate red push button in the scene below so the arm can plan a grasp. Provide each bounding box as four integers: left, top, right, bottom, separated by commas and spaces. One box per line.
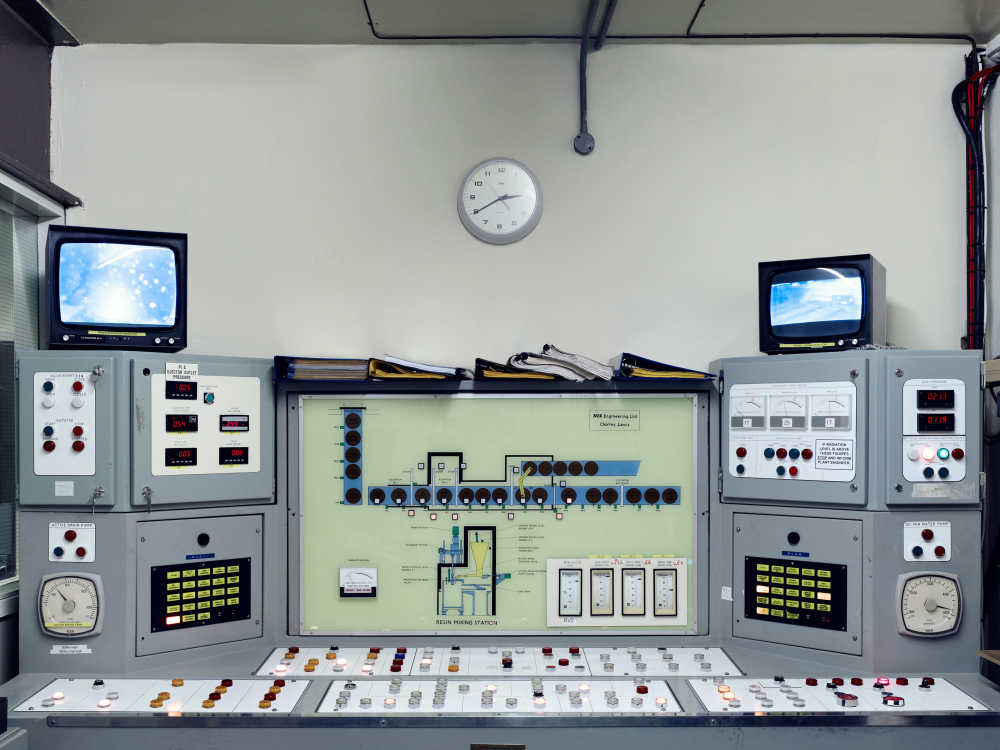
921, 529, 934, 541
636, 685, 648, 694
72, 440, 85, 452
896, 677, 909, 686
851, 677, 863, 686
776, 448, 788, 459
72, 381, 84, 392
569, 647, 580, 654
264, 692, 276, 701
43, 440, 56, 452
288, 647, 300, 654
934, 546, 946, 558
832, 677, 844, 686
209, 692, 221, 701
272, 679, 286, 688
801, 448, 813, 460
390, 664, 401, 672
72, 425, 84, 437
805, 678, 818, 686
951, 448, 964, 460
75, 547, 86, 558
221, 679, 233, 687
542, 647, 553, 655
558, 658, 569, 666
64, 529, 77, 542
789, 466, 799, 477
736, 447, 747, 458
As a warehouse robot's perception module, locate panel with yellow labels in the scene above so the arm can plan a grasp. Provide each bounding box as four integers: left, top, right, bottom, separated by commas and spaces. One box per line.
151, 558, 249, 632
745, 556, 846, 631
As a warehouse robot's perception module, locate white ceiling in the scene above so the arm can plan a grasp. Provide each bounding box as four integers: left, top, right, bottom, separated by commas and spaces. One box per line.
38, 0, 1000, 45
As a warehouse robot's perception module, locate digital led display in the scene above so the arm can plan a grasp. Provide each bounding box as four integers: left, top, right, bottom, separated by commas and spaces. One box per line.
165, 380, 196, 400
917, 390, 956, 409
917, 413, 955, 433
164, 447, 197, 467
165, 414, 198, 432
150, 557, 250, 633
744, 556, 847, 632
219, 414, 250, 432
219, 446, 249, 465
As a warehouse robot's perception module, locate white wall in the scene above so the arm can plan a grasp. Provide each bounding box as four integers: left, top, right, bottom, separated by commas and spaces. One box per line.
51, 42, 972, 369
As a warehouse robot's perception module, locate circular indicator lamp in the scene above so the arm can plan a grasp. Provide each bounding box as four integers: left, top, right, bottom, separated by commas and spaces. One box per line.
655, 696, 668, 705
921, 446, 935, 461
937, 448, 950, 460
273, 664, 288, 674
578, 683, 590, 692
534, 697, 546, 706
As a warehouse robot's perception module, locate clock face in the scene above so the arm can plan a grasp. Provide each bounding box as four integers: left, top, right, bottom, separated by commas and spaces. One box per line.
897, 573, 961, 637
458, 158, 542, 245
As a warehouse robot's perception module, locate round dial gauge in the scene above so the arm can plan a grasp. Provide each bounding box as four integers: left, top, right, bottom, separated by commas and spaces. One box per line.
898, 573, 961, 637
38, 575, 103, 638
458, 157, 542, 244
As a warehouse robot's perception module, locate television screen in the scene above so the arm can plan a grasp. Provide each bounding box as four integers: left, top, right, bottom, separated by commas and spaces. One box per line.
58, 242, 178, 327
769, 266, 863, 338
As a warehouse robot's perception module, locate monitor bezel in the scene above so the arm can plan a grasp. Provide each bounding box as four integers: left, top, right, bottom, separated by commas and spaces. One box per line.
758, 254, 877, 354
46, 225, 188, 352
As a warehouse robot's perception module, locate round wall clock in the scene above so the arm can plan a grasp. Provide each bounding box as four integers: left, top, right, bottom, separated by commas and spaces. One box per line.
458, 157, 542, 244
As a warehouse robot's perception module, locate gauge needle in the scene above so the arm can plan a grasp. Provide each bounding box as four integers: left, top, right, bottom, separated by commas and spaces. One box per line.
472, 194, 520, 215
56, 589, 68, 602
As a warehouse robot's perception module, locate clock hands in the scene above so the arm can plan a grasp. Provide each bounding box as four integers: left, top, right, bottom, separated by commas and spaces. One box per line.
472, 194, 521, 215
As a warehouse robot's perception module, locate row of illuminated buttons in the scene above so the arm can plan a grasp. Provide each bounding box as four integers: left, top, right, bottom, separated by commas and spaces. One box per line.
166, 598, 240, 613
167, 565, 240, 578
756, 563, 829, 576
757, 581, 832, 594
907, 447, 964, 462
757, 574, 830, 589
755, 606, 828, 618
757, 586, 832, 599
167, 588, 239, 600
757, 597, 831, 611
166, 577, 239, 589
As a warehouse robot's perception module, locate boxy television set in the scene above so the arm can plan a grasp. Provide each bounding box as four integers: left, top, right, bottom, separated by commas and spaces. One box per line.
46, 225, 187, 352
758, 253, 886, 354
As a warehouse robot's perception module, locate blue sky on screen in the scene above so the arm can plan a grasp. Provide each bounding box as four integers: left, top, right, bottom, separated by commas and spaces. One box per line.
771, 276, 861, 326
59, 242, 177, 326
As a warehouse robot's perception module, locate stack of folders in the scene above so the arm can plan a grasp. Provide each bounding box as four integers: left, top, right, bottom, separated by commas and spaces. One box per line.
274, 356, 369, 382
369, 355, 471, 380
479, 344, 613, 381
612, 352, 715, 381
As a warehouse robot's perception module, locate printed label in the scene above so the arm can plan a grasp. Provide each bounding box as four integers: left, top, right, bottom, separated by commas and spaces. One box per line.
815, 439, 854, 470
54, 482, 74, 497
589, 410, 640, 431
165, 362, 198, 379
50, 643, 92, 655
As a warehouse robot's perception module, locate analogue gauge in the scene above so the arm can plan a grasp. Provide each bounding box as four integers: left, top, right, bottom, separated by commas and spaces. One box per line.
896, 572, 961, 637
38, 573, 104, 638
590, 569, 613, 616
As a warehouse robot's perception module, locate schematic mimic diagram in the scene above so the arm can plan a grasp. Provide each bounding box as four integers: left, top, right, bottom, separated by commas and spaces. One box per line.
299, 393, 697, 633
437, 526, 510, 616
336, 406, 681, 509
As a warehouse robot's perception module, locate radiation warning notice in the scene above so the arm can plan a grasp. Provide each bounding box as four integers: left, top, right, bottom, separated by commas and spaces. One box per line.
815, 439, 854, 471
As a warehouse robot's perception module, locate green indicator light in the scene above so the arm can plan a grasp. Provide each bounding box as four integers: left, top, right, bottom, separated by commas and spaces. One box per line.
937, 448, 950, 460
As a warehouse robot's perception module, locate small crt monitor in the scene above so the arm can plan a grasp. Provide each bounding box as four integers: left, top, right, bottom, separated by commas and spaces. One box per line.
758, 254, 886, 354
47, 225, 187, 351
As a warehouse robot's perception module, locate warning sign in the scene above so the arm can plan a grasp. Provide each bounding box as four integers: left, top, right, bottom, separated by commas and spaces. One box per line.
815, 439, 854, 471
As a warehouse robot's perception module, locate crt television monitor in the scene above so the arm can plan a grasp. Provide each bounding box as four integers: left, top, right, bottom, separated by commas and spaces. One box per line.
46, 225, 187, 352
758, 254, 886, 354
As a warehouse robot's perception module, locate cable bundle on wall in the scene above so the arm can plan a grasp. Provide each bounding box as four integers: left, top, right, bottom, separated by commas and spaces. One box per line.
952, 56, 1000, 351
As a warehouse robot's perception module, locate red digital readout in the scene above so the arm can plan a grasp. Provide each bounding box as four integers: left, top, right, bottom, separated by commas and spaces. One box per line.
219, 446, 249, 465
917, 413, 955, 432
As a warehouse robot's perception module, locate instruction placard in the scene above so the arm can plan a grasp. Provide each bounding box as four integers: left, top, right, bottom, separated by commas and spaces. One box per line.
815, 439, 854, 471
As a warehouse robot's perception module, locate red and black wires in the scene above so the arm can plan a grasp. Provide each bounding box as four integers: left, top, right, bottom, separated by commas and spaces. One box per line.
952, 57, 1000, 350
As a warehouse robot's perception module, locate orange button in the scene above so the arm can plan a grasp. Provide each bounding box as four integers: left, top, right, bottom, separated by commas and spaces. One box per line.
448, 664, 460, 672
259, 700, 272, 709
202, 700, 215, 709
171, 679, 185, 687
